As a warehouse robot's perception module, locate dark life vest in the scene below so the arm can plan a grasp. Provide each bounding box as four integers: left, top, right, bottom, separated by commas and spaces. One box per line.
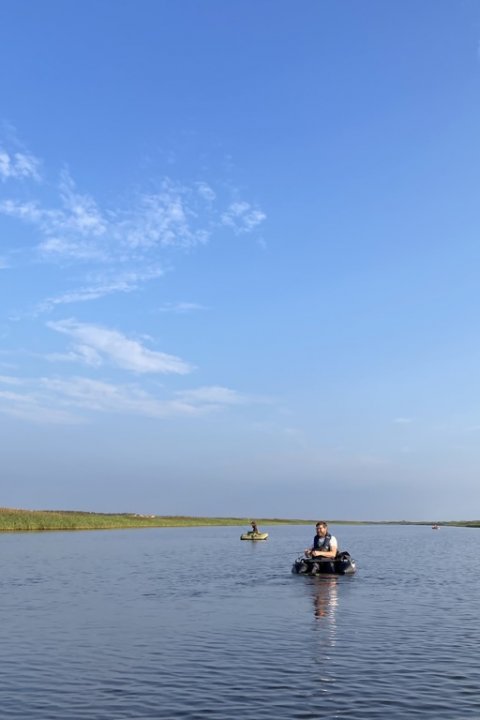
313, 532, 332, 551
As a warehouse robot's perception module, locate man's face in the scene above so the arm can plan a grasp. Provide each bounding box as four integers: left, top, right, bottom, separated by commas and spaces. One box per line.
316, 524, 326, 537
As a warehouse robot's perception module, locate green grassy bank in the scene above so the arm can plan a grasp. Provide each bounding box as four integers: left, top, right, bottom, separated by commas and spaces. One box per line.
1, 508, 479, 532
0, 507, 315, 532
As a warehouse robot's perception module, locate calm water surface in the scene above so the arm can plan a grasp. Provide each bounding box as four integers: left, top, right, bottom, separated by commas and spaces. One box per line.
1, 524, 480, 719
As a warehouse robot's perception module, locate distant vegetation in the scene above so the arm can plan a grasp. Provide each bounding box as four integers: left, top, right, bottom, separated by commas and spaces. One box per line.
0, 508, 314, 532
0, 508, 479, 533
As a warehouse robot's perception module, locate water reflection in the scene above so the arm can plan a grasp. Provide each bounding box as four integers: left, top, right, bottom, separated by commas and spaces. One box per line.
311, 577, 338, 623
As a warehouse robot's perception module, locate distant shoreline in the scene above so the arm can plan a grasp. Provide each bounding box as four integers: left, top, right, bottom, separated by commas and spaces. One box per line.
1, 508, 479, 532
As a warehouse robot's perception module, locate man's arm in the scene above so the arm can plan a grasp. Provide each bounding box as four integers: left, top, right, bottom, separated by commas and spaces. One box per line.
305, 541, 316, 557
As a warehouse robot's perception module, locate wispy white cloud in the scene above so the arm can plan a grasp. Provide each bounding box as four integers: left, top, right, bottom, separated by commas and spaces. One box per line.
196, 181, 216, 202
0, 374, 24, 385
0, 148, 41, 181
157, 301, 206, 314
57, 171, 107, 236
0, 172, 105, 240
40, 376, 198, 418
0, 140, 267, 317
0, 373, 257, 424
45, 346, 103, 367
0, 199, 43, 222
0, 197, 109, 262
0, 176, 214, 262
36, 267, 164, 313
0, 138, 267, 427
221, 201, 266, 234
0, 155, 266, 261
47, 319, 193, 374
0, 387, 81, 424
394, 417, 413, 424
176, 385, 249, 407
116, 180, 212, 251
42, 378, 253, 418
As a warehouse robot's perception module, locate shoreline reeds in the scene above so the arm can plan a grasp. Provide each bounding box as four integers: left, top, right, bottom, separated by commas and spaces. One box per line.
0, 508, 479, 533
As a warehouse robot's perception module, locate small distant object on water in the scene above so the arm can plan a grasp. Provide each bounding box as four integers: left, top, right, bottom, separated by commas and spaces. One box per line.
240, 520, 268, 541
432, 523, 440, 530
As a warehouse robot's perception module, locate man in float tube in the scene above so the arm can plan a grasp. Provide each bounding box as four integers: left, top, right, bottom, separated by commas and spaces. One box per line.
305, 521, 338, 559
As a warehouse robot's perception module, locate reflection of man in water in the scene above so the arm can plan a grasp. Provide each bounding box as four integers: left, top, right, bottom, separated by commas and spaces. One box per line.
312, 578, 338, 620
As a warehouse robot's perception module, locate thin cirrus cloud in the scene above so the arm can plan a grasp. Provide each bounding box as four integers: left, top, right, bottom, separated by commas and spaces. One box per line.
157, 301, 206, 314
47, 319, 193, 374
0, 385, 81, 424
36, 267, 164, 314
176, 386, 249, 406
40, 377, 248, 418
0, 374, 252, 424
41, 376, 196, 418
0, 374, 23, 385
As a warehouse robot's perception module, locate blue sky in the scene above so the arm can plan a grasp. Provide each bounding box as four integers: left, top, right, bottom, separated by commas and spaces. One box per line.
1, 0, 480, 520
